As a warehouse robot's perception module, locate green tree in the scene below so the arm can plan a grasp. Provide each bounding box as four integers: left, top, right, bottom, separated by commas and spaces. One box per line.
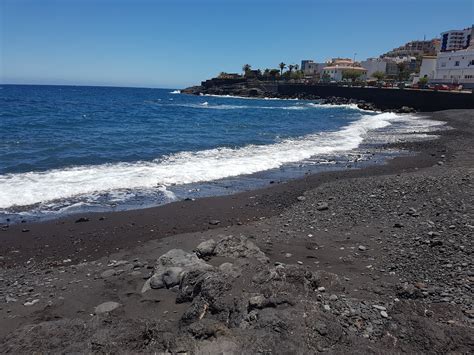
291, 70, 304, 80
342, 69, 364, 82
321, 72, 330, 82
269, 69, 280, 81
279, 62, 286, 76
397, 62, 411, 81
418, 76, 429, 87
372, 71, 385, 82
242, 64, 252, 75
288, 64, 295, 73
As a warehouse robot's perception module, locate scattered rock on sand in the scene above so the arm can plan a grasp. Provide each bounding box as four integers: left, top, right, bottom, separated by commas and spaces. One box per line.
316, 202, 329, 211
24, 299, 39, 307
94, 301, 121, 314
195, 239, 217, 258
100, 269, 116, 278
142, 249, 213, 293
218, 262, 241, 278
213, 235, 269, 263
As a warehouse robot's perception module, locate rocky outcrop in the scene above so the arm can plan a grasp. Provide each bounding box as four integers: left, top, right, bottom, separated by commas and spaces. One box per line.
181, 80, 419, 113
141, 249, 214, 293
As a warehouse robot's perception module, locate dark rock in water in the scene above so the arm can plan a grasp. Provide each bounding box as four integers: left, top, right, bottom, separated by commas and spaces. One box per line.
398, 106, 416, 113
209, 220, 220, 226
75, 217, 89, 223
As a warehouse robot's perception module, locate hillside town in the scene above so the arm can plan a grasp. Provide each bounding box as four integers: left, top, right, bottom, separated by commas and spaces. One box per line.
213, 25, 474, 91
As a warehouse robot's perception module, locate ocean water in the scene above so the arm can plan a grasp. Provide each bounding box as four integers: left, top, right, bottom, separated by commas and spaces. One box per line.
0, 85, 445, 222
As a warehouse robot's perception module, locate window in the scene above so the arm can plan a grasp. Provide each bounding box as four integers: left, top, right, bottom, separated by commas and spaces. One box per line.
455, 61, 460, 66
469, 60, 474, 66
465, 75, 474, 79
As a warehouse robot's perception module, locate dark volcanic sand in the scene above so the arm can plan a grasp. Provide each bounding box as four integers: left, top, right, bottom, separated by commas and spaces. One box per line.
0, 109, 473, 353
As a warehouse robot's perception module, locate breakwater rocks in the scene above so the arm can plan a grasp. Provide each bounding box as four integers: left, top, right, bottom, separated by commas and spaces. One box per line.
181, 83, 417, 113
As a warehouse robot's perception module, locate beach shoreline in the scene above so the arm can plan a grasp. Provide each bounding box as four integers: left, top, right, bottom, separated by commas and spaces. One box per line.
1, 109, 472, 353
0, 112, 450, 268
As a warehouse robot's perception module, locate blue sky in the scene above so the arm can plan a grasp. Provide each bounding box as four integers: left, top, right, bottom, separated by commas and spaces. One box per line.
1, 0, 473, 88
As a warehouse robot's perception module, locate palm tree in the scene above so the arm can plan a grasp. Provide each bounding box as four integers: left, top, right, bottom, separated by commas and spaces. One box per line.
279, 62, 286, 76
269, 69, 280, 81
294, 64, 299, 71
242, 64, 251, 74
288, 64, 295, 73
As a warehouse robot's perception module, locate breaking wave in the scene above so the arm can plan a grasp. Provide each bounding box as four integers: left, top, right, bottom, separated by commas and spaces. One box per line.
0, 112, 432, 209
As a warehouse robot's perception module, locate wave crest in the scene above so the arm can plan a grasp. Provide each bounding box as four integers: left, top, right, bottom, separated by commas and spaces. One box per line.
0, 112, 424, 209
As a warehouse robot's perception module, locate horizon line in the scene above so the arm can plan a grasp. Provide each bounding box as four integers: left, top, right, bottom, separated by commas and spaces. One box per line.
0, 83, 180, 90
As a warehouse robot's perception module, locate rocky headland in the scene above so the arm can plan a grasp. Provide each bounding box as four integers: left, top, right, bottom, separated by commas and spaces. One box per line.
181, 80, 418, 113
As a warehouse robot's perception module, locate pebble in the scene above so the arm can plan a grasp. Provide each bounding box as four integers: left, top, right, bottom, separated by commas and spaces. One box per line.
358, 245, 367, 251
5, 295, 18, 303
380, 311, 388, 318
24, 299, 39, 307
316, 202, 329, 211
317, 287, 326, 292
101, 269, 116, 278
94, 301, 121, 314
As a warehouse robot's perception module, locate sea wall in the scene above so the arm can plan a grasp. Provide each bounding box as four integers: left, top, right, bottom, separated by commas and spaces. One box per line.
277, 84, 474, 112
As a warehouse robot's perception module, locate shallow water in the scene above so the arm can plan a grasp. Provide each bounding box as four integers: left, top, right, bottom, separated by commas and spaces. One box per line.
0, 85, 445, 222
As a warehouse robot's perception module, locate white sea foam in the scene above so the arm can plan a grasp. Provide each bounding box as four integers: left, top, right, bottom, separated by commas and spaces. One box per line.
202, 94, 299, 101
170, 90, 181, 94
168, 102, 370, 112
0, 112, 438, 209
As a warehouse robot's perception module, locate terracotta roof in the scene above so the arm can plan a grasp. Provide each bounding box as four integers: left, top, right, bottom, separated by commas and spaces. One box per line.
323, 66, 367, 71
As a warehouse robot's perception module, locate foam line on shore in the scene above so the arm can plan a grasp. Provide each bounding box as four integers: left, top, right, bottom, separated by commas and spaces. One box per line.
0, 112, 437, 209
164, 102, 370, 112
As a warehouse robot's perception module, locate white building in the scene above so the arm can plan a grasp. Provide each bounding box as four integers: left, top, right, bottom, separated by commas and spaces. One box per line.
301, 60, 326, 76
432, 47, 474, 87
418, 56, 437, 80
440, 26, 473, 52
322, 58, 367, 82
361, 58, 387, 78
